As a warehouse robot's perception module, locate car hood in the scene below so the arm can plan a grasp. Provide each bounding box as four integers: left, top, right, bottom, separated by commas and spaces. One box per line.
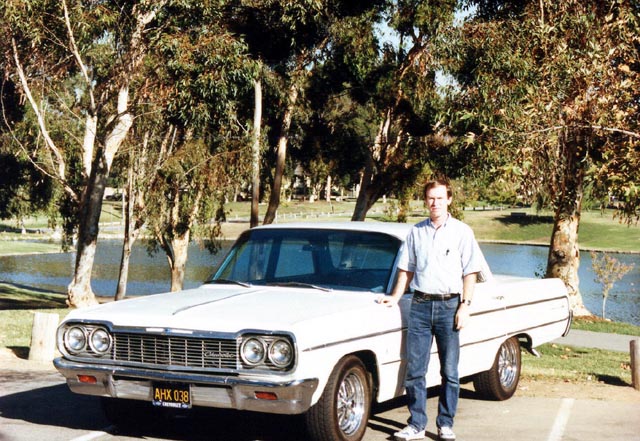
63, 284, 394, 337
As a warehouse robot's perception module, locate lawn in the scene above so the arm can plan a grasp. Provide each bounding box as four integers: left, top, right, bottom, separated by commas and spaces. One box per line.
0, 240, 63, 255
522, 342, 632, 386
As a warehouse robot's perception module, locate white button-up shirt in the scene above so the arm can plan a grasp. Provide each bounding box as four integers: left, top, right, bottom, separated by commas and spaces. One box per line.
397, 215, 486, 294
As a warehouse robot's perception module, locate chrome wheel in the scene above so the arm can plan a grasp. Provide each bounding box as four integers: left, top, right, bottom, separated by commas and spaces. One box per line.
306, 355, 371, 441
337, 371, 366, 435
498, 339, 519, 390
473, 337, 521, 401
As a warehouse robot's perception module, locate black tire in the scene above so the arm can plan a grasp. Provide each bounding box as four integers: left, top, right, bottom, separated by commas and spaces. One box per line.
473, 337, 521, 401
305, 355, 372, 441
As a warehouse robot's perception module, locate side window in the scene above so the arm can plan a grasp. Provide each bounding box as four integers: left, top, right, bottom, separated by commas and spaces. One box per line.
335, 234, 397, 270
274, 238, 314, 278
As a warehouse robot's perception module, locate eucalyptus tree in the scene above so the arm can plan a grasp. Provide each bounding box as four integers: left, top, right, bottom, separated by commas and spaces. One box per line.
450, 0, 640, 313
306, 0, 459, 221
140, 23, 254, 292
110, 2, 255, 296
0, 152, 55, 228
225, 0, 388, 224
2, 0, 170, 307
0, 78, 55, 227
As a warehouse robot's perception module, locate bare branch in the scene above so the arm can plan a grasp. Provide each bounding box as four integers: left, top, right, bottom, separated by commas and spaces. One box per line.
587, 125, 640, 139
1, 73, 78, 203
11, 38, 70, 186
490, 124, 640, 140
61, 0, 96, 112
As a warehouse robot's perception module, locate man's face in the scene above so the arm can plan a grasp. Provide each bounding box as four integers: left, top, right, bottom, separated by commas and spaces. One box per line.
425, 184, 452, 220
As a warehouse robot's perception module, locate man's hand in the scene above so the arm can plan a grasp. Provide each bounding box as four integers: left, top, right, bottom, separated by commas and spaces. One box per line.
377, 269, 412, 307
376, 295, 400, 307
455, 303, 470, 329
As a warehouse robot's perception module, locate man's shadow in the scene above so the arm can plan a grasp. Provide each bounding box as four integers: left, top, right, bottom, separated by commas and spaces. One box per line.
368, 384, 479, 440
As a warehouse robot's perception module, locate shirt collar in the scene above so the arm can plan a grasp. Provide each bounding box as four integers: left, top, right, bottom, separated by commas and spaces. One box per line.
427, 213, 450, 229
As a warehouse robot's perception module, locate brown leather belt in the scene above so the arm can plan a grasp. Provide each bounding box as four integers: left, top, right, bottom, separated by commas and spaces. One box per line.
413, 291, 459, 301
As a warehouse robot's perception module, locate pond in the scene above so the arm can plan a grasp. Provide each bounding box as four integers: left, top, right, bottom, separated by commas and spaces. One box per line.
1, 240, 638, 326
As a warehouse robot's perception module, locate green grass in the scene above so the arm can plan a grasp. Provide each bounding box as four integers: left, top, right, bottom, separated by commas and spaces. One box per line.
0, 282, 69, 352
523, 316, 639, 387
460, 208, 640, 252
571, 315, 640, 336
523, 343, 632, 386
0, 240, 63, 255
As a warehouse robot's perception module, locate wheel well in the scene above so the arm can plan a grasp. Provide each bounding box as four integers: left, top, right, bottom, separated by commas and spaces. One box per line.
516, 333, 536, 356
349, 350, 379, 400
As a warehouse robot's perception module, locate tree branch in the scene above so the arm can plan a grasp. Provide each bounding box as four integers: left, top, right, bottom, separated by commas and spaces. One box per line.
61, 0, 95, 111
490, 124, 640, 139
61, 0, 98, 178
11, 37, 78, 202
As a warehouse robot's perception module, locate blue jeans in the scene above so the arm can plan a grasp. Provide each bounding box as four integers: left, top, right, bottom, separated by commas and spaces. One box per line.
404, 296, 460, 431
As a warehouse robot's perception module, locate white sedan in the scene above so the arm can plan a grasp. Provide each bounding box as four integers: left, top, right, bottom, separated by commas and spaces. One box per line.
55, 222, 571, 441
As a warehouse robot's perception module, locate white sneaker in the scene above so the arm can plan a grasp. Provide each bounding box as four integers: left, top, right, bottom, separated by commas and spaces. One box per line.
438, 426, 456, 440
394, 425, 426, 440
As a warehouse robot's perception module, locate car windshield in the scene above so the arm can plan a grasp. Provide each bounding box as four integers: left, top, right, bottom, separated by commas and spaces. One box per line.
209, 228, 401, 293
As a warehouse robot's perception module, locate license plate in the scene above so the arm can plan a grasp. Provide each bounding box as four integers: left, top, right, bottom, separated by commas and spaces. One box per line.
152, 383, 192, 409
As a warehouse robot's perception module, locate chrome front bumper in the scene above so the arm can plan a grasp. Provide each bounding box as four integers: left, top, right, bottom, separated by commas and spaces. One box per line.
54, 358, 318, 415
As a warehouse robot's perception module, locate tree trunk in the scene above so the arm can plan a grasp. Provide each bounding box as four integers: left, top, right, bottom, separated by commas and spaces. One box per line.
545, 128, 589, 316
67, 87, 134, 308
115, 160, 144, 301
352, 113, 392, 221
263, 83, 298, 225
546, 208, 583, 309
351, 155, 376, 221
325, 175, 332, 203
251, 78, 262, 228
67, 158, 108, 307
169, 233, 190, 292
115, 236, 134, 301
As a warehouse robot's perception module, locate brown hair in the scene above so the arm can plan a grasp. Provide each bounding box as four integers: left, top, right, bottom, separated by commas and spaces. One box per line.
424, 177, 452, 199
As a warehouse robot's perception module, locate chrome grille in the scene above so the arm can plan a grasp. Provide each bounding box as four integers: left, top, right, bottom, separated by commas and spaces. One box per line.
112, 333, 238, 370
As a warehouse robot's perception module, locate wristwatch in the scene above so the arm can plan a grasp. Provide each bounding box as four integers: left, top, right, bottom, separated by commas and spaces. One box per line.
461, 299, 471, 306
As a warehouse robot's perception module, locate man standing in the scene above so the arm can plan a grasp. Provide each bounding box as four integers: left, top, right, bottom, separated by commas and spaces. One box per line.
379, 178, 484, 441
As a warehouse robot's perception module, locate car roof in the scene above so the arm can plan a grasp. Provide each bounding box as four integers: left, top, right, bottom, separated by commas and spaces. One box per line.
251, 221, 413, 241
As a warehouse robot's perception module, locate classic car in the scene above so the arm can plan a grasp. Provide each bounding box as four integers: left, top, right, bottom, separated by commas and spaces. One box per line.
54, 222, 572, 441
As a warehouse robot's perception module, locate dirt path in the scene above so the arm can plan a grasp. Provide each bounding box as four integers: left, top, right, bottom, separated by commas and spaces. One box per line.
515, 377, 640, 402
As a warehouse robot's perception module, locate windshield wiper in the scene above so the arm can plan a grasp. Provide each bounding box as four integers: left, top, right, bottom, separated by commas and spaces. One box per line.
266, 281, 332, 292
206, 279, 252, 287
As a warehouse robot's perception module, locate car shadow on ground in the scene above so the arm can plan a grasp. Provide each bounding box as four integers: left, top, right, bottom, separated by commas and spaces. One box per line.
114, 408, 309, 441
368, 384, 481, 440
0, 383, 108, 432
1, 375, 486, 441
595, 374, 630, 387
0, 379, 309, 440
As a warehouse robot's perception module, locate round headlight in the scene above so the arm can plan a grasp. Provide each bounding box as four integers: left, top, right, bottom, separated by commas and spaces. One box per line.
268, 339, 293, 368
89, 328, 112, 354
241, 338, 266, 365
64, 326, 86, 353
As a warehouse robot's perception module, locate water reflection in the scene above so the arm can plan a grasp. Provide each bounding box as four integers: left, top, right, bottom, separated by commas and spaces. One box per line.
0, 240, 638, 326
